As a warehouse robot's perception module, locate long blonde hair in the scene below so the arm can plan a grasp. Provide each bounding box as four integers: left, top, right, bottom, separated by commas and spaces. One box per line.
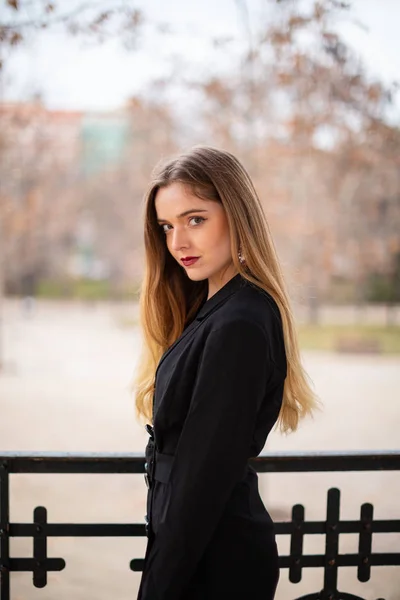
134, 145, 319, 433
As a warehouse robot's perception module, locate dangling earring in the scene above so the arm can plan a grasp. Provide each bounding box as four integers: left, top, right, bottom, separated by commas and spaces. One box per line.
238, 246, 245, 265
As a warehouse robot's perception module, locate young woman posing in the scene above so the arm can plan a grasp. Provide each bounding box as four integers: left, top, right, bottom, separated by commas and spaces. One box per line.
134, 145, 318, 600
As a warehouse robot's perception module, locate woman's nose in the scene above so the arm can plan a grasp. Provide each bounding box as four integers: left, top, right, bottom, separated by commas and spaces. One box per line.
170, 227, 189, 251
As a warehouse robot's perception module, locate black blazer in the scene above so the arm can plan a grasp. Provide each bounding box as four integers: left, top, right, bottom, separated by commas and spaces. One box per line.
137, 272, 287, 600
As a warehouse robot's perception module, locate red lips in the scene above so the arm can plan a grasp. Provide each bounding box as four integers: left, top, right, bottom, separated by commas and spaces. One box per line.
181, 257, 199, 266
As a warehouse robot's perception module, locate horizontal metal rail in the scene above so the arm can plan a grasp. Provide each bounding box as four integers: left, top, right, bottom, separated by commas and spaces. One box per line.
1, 449, 399, 472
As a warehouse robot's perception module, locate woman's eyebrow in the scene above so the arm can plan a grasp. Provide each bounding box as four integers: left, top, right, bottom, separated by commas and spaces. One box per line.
157, 209, 208, 222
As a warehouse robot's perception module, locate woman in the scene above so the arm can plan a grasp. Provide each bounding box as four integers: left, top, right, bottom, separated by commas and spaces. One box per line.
134, 145, 318, 600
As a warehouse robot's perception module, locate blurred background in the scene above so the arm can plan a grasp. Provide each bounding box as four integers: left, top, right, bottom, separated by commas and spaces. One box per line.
0, 1, 399, 598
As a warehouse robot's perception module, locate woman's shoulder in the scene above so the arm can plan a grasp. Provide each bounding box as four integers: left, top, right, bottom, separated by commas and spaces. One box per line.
207, 281, 282, 336
201, 280, 287, 371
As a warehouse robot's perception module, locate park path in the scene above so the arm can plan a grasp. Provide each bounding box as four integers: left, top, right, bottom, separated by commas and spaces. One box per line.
1, 299, 399, 599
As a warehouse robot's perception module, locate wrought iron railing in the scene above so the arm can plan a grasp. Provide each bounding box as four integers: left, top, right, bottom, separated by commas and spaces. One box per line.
1, 450, 399, 600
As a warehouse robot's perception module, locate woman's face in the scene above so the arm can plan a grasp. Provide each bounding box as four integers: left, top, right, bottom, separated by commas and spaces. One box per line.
154, 181, 237, 296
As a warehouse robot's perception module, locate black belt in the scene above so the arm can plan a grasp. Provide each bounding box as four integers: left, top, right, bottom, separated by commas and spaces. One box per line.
143, 423, 252, 490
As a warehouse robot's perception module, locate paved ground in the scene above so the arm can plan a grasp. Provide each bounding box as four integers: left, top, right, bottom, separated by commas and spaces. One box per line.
0, 299, 399, 600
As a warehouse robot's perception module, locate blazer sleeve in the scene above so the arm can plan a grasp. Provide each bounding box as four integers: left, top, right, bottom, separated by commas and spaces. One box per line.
137, 319, 274, 600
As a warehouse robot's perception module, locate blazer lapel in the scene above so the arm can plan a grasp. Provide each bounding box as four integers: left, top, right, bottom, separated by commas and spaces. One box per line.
154, 317, 202, 378
154, 273, 247, 377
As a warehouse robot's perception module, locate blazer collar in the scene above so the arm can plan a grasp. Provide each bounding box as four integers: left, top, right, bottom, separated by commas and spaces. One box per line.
195, 272, 248, 321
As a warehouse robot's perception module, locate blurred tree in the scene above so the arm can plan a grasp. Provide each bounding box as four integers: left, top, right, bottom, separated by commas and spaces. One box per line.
0, 101, 84, 289
195, 0, 400, 321
365, 251, 400, 326
0, 0, 143, 71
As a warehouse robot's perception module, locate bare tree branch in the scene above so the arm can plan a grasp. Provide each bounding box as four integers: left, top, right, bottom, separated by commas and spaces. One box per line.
0, 0, 143, 64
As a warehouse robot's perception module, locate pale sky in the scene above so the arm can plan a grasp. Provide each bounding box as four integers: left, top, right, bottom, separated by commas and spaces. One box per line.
1, 0, 399, 115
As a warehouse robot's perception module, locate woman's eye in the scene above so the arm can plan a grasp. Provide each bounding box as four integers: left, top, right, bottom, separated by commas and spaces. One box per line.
160, 217, 205, 234
189, 216, 205, 226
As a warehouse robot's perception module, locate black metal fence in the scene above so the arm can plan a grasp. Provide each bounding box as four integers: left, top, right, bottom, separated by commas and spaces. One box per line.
1, 450, 399, 600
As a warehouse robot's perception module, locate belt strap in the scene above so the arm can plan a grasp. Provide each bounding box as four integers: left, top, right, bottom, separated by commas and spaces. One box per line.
153, 451, 174, 484
151, 451, 252, 486
146, 424, 252, 487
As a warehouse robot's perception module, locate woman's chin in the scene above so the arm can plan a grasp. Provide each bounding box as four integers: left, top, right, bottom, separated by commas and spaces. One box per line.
183, 265, 208, 281
185, 271, 205, 281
